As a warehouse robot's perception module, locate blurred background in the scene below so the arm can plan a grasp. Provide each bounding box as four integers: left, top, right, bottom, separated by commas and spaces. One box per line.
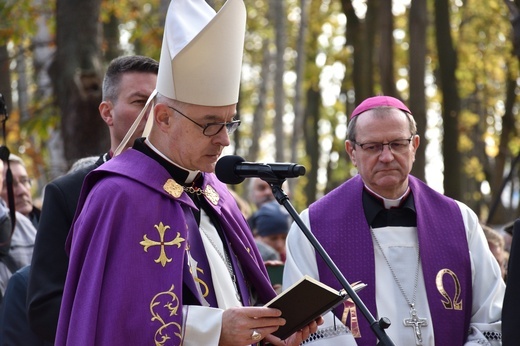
1, 0, 520, 234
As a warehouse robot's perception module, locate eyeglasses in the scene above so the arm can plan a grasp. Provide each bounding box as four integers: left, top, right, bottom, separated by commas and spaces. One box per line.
2, 177, 31, 190
167, 106, 241, 137
353, 136, 414, 154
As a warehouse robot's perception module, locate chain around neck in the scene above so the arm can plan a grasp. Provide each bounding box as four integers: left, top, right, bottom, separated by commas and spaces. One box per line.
371, 228, 421, 308
199, 225, 242, 302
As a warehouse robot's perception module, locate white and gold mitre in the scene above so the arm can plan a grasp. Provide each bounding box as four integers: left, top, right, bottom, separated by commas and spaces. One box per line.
114, 0, 247, 155
157, 0, 247, 106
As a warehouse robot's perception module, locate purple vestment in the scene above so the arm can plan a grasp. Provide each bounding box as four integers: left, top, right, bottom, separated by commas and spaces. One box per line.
56, 149, 275, 345
309, 175, 472, 345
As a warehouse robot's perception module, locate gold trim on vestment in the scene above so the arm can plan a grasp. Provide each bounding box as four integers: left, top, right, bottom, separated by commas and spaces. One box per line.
203, 184, 219, 205
164, 179, 183, 198
165, 177, 220, 206
140, 222, 185, 267
149, 284, 182, 345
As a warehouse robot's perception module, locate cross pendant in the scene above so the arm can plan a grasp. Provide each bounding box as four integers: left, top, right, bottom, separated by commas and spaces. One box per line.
403, 305, 428, 346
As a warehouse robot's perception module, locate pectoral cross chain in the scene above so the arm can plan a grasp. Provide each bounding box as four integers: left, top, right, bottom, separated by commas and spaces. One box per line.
403, 304, 428, 346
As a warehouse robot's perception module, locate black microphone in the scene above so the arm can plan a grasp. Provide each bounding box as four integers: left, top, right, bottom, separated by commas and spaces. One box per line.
215, 155, 306, 184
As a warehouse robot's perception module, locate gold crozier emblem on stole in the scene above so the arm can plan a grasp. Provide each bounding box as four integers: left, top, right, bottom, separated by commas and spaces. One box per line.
435, 268, 463, 310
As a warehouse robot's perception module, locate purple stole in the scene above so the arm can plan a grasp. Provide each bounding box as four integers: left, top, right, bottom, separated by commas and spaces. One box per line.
198, 174, 276, 306
309, 175, 472, 345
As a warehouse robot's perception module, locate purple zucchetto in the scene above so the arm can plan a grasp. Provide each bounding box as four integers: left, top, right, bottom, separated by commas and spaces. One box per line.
351, 95, 411, 119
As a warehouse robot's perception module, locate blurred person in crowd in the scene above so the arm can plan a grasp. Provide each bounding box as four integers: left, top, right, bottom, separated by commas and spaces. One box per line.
249, 200, 290, 262
249, 177, 276, 208
482, 223, 507, 280
0, 155, 37, 298
1, 154, 40, 228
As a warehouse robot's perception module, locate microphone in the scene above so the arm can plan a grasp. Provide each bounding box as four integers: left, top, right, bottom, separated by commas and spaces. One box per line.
215, 155, 306, 184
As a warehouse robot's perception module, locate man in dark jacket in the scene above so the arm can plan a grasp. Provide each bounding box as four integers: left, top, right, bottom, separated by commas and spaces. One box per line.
26, 55, 159, 343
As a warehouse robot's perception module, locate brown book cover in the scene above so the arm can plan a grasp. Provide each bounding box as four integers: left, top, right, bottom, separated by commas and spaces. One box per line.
264, 275, 366, 340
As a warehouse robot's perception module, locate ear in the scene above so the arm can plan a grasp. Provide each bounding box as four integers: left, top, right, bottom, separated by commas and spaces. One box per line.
99, 101, 113, 126
412, 134, 420, 150
345, 140, 357, 166
154, 103, 171, 129
411, 134, 420, 162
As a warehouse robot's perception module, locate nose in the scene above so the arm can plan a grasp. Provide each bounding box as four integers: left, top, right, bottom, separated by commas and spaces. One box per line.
212, 127, 231, 147
379, 145, 395, 162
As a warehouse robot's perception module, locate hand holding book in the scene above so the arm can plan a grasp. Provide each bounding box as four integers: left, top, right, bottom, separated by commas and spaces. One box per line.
264, 275, 367, 340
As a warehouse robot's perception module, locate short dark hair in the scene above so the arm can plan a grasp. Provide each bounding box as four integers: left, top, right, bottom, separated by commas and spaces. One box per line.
102, 55, 159, 102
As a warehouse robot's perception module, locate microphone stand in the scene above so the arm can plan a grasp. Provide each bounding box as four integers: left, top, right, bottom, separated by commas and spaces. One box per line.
263, 177, 395, 346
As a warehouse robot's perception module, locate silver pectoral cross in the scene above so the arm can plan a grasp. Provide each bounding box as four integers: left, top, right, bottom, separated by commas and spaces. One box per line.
403, 304, 428, 346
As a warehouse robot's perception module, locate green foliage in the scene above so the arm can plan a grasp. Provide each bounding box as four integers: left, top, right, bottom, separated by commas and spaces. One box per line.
0, 0, 50, 45
2, 0, 520, 218
101, 0, 163, 58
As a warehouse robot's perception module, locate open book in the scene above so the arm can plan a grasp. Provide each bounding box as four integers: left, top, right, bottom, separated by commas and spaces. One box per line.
264, 275, 367, 340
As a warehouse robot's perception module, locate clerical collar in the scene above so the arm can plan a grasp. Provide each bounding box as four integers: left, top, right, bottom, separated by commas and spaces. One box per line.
363, 187, 416, 228
143, 138, 200, 184
364, 185, 410, 209
132, 138, 201, 185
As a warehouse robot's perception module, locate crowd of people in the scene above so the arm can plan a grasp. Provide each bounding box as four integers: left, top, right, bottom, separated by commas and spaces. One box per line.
0, 0, 515, 345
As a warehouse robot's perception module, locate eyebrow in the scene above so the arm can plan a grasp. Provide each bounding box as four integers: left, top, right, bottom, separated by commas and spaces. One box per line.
127, 91, 151, 100
356, 136, 408, 143
201, 113, 238, 122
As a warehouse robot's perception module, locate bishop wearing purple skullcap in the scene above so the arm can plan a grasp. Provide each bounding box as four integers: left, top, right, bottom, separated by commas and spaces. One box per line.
282, 95, 505, 345
351, 95, 411, 119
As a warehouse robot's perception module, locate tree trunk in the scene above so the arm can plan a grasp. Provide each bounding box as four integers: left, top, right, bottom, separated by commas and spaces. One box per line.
304, 87, 320, 203
341, 0, 376, 107
487, 73, 517, 224
271, 0, 286, 162
0, 45, 12, 118
435, 0, 462, 200
33, 0, 65, 180
53, 0, 108, 169
247, 39, 271, 162
16, 45, 30, 122
409, 0, 427, 182
289, 0, 309, 195
103, 12, 121, 62
378, 0, 397, 96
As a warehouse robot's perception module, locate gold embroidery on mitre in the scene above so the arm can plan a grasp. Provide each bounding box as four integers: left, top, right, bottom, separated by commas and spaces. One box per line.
203, 184, 219, 205
435, 268, 463, 310
140, 222, 185, 267
150, 284, 183, 345
163, 179, 183, 198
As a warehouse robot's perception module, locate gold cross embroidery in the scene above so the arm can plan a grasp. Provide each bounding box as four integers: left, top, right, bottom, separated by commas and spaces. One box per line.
140, 222, 185, 267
